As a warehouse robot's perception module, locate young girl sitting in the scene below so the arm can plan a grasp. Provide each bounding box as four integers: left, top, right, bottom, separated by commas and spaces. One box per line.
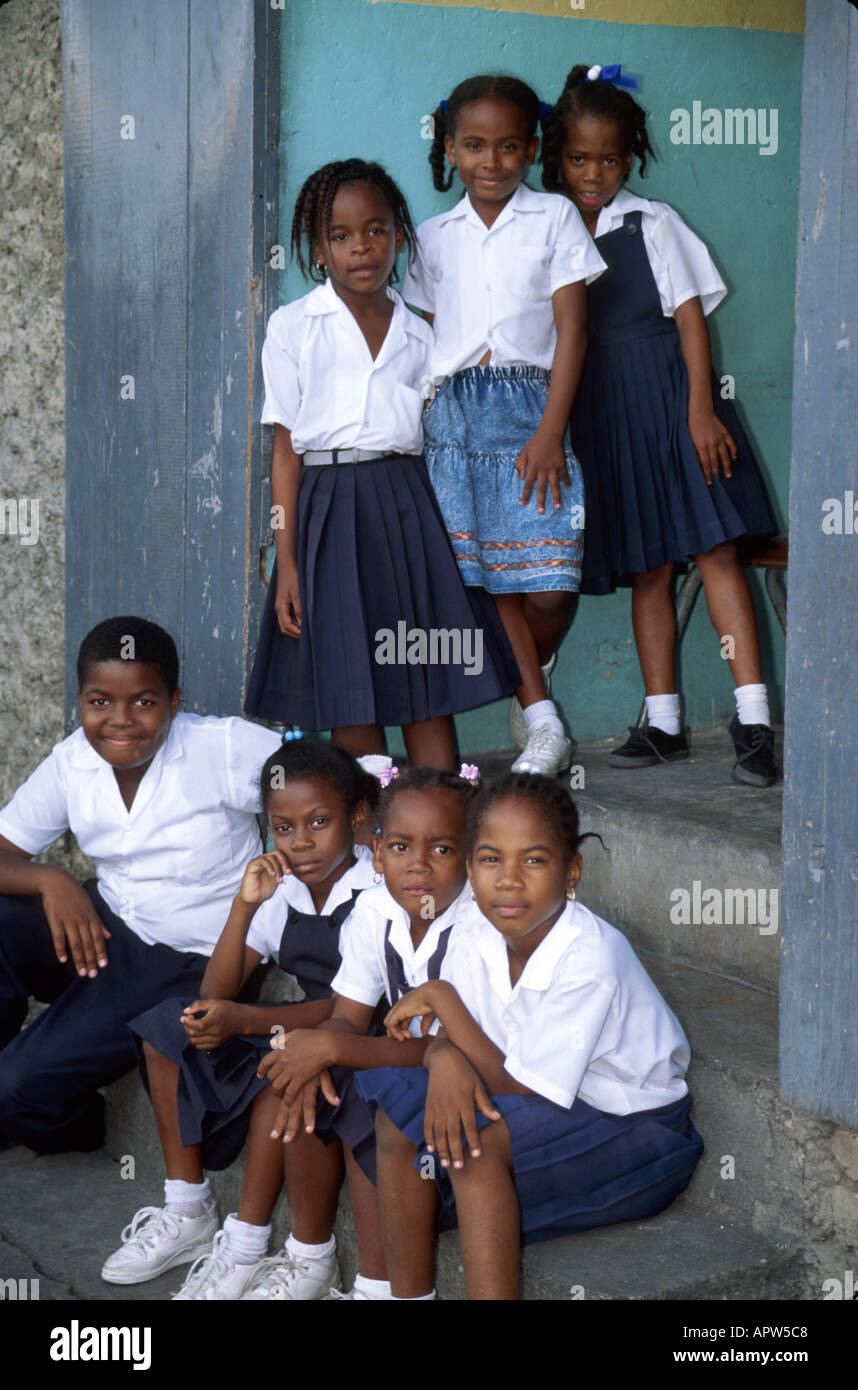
357, 773, 702, 1301
101, 740, 375, 1300
257, 765, 479, 1300
407, 76, 606, 776
542, 65, 778, 787
244, 157, 518, 770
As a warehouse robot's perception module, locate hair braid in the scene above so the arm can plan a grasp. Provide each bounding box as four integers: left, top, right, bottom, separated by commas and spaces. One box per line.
290, 158, 417, 284
466, 772, 603, 868
428, 74, 543, 192
540, 63, 656, 191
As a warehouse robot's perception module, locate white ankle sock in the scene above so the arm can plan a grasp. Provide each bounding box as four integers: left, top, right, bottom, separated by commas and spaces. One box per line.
645, 694, 681, 736
522, 698, 563, 736
391, 1289, 437, 1301
734, 683, 770, 727
354, 1273, 393, 1300
164, 1177, 211, 1217
286, 1232, 335, 1262
222, 1212, 270, 1264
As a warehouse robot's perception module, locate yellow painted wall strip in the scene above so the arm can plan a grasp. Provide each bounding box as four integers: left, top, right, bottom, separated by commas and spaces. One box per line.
364, 0, 805, 36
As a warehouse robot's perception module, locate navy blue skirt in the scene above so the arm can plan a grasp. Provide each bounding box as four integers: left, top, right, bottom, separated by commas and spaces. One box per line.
245, 453, 520, 729
571, 212, 777, 594
130, 998, 292, 1172
314, 1064, 378, 1184
356, 1067, 702, 1244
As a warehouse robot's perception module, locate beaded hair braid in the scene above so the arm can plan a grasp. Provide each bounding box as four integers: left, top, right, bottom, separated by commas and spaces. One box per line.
541, 64, 656, 192
290, 158, 417, 283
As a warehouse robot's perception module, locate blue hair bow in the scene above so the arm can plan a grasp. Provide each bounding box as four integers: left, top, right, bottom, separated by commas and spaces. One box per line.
538, 100, 553, 121
585, 64, 639, 92
439, 99, 448, 114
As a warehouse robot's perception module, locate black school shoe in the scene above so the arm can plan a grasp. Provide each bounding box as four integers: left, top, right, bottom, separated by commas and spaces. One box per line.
728, 716, 777, 787
608, 725, 690, 768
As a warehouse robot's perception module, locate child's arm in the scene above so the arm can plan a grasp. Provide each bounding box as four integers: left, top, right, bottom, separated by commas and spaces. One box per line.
515, 282, 587, 514
0, 837, 110, 977
674, 296, 738, 485
271, 424, 303, 637
386, 981, 535, 1097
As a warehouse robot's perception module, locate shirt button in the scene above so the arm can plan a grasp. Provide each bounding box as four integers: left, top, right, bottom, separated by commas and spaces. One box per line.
363, 418, 370, 426
288, 910, 299, 923
484, 282, 491, 291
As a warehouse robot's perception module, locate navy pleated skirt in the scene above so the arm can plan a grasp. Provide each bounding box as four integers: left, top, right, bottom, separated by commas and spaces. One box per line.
130, 998, 284, 1172
314, 1063, 378, 1184
356, 1067, 702, 1243
571, 211, 776, 595
245, 454, 520, 730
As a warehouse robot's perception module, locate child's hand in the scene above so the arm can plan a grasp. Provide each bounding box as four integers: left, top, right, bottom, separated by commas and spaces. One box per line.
688, 406, 737, 485
275, 560, 302, 638
384, 983, 445, 1041
39, 868, 112, 977
515, 431, 571, 514
238, 851, 291, 907
269, 1072, 340, 1144
424, 1041, 501, 1170
180, 999, 242, 1050
256, 1028, 334, 1098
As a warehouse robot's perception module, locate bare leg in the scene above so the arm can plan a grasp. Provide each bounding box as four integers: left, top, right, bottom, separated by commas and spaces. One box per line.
236, 1086, 344, 1239
630, 563, 677, 695
376, 1110, 437, 1297
493, 593, 545, 708
448, 1118, 520, 1300
344, 1145, 387, 1281
331, 725, 386, 758
402, 715, 456, 770
521, 591, 575, 668
694, 542, 764, 687
142, 1041, 204, 1182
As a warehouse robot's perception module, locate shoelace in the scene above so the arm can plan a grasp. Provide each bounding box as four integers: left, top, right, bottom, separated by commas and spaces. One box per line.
120, 1206, 183, 1254
623, 726, 673, 763
525, 725, 566, 754
177, 1230, 234, 1298
328, 1287, 367, 1300
735, 724, 773, 759
245, 1252, 305, 1297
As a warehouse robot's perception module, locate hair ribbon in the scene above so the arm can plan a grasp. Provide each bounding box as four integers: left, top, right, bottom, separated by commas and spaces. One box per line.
585, 64, 639, 91
458, 763, 480, 781
538, 100, 553, 121
378, 766, 400, 788
439, 99, 448, 114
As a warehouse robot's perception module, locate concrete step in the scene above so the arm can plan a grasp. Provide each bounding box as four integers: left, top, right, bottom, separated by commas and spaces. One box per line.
475, 731, 783, 991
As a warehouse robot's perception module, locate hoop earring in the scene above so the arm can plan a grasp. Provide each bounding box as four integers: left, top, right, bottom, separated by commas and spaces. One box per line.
373, 871, 383, 885
315, 258, 326, 276
567, 888, 576, 901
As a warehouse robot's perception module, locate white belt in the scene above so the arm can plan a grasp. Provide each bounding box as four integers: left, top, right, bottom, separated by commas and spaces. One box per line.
302, 448, 398, 466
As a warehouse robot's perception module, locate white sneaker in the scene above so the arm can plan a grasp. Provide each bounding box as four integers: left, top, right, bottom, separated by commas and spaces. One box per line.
509, 655, 557, 751
511, 724, 573, 776
101, 1202, 218, 1285
241, 1245, 341, 1301
327, 1287, 369, 1300
171, 1229, 266, 1301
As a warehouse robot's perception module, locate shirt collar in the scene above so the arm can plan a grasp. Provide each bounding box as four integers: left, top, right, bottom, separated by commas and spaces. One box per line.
471, 899, 585, 994
437, 181, 546, 233
596, 186, 652, 236
382, 880, 473, 963
67, 710, 186, 772
285, 843, 375, 916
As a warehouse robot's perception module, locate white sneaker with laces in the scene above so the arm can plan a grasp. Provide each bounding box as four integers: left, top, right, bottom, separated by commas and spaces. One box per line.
240, 1246, 341, 1301
101, 1202, 218, 1285
171, 1229, 266, 1301
509, 654, 558, 751
511, 724, 573, 776
327, 1286, 369, 1300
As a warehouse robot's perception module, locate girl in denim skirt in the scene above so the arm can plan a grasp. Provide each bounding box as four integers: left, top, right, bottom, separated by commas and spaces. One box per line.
405, 76, 606, 776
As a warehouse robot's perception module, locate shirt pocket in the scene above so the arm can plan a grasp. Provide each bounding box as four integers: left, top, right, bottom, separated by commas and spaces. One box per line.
510, 246, 552, 302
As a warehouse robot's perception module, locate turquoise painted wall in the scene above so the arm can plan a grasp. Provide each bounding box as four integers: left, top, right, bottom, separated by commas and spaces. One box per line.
275, 0, 802, 752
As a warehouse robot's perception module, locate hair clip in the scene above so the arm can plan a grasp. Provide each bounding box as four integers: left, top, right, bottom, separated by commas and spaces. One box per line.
283, 727, 303, 742
585, 63, 639, 92
378, 766, 400, 788
538, 100, 553, 121
459, 763, 480, 782
439, 98, 448, 114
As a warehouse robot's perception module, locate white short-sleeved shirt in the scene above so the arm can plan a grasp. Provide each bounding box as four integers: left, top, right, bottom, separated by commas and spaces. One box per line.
593, 187, 727, 318
245, 845, 375, 964
332, 881, 473, 1036
403, 183, 606, 380
441, 901, 690, 1114
0, 713, 281, 956
261, 279, 433, 454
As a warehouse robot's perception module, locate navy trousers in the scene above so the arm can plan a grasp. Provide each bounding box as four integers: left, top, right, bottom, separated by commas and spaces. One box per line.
0, 883, 207, 1153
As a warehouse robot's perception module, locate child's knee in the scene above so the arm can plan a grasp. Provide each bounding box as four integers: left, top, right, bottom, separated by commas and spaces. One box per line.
375, 1107, 414, 1155
525, 591, 572, 618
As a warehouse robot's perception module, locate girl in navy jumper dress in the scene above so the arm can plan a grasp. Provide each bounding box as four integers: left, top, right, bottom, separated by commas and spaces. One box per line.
259, 766, 479, 1300
542, 66, 778, 787
357, 774, 702, 1301
244, 159, 518, 770
102, 741, 376, 1301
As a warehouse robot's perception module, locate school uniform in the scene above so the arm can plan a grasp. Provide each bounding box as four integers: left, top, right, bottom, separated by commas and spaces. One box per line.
358, 900, 703, 1242
404, 184, 606, 593
0, 713, 280, 1153
244, 280, 519, 730
129, 847, 375, 1171
569, 188, 776, 593
314, 881, 472, 1181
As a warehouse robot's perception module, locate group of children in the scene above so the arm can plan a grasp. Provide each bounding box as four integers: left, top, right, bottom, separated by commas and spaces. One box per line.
0, 61, 786, 1300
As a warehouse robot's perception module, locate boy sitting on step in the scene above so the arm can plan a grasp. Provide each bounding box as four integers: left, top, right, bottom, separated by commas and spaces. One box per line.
0, 616, 280, 1154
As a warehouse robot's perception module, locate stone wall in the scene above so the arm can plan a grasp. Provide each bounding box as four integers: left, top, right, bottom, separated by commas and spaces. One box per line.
0, 0, 65, 809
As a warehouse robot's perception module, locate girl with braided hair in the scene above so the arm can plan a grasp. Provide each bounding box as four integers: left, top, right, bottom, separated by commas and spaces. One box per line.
543, 66, 778, 787
357, 772, 702, 1300
405, 76, 607, 779
245, 159, 519, 767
